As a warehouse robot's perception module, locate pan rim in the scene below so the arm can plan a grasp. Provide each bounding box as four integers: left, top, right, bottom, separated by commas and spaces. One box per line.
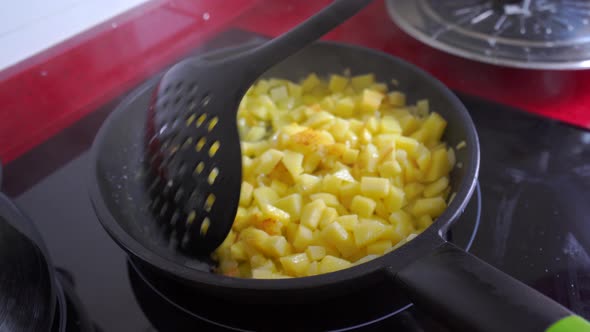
89, 40, 480, 292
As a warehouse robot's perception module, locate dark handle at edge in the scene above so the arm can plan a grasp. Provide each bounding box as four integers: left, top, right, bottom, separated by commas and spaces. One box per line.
232, 0, 374, 75
389, 241, 589, 332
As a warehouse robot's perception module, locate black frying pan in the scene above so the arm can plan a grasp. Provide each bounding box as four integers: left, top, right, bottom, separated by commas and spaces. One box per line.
89, 41, 587, 332
0, 191, 57, 332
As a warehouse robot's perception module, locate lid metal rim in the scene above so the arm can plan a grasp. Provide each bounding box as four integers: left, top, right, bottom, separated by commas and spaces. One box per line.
386, 0, 590, 71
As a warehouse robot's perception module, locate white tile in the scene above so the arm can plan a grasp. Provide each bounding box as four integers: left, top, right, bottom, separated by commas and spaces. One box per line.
0, 0, 152, 72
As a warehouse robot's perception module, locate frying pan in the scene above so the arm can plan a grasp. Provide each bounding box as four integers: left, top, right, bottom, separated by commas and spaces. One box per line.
89, 41, 588, 332
0, 188, 57, 331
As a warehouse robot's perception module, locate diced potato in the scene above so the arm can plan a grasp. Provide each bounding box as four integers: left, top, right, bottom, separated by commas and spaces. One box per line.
307, 261, 319, 276
389, 210, 412, 226
334, 97, 355, 117
295, 174, 321, 194
321, 175, 343, 195
378, 160, 402, 178
239, 182, 254, 207
350, 195, 377, 217
217, 71, 454, 278
253, 186, 279, 207
280, 253, 310, 277
360, 176, 390, 199
410, 197, 447, 218
230, 242, 248, 261
415, 145, 432, 172
319, 255, 352, 274
274, 194, 303, 221
421, 112, 447, 146
388, 91, 406, 106
423, 177, 449, 198
263, 236, 291, 257
293, 225, 313, 252
417, 215, 433, 230
252, 269, 275, 279
305, 111, 335, 128
306, 246, 327, 261
361, 89, 384, 112
282, 150, 304, 179
366, 240, 393, 255
380, 115, 402, 134
352, 220, 387, 247
425, 148, 451, 182
329, 75, 349, 93
384, 186, 405, 212
404, 183, 425, 201
394, 136, 420, 157
241, 227, 270, 252
318, 207, 339, 229
256, 149, 284, 174
270, 86, 289, 102
342, 148, 360, 164
301, 200, 326, 229
332, 215, 358, 231
359, 143, 379, 173
262, 203, 290, 223
301, 73, 321, 92
233, 207, 250, 231
310, 193, 339, 209
303, 153, 322, 173
321, 222, 350, 247
351, 74, 375, 91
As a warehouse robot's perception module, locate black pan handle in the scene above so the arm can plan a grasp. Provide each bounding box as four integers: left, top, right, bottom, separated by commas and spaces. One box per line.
389, 241, 590, 332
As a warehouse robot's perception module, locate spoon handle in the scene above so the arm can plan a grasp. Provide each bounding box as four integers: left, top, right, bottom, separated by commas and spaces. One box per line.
236, 0, 374, 77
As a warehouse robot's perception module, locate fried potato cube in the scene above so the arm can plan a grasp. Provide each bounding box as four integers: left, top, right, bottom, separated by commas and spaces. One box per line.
360, 176, 390, 199
410, 197, 447, 218
352, 220, 387, 247
306, 246, 327, 261
280, 253, 310, 277
319, 255, 352, 274
361, 89, 384, 112
301, 200, 327, 229
350, 195, 377, 218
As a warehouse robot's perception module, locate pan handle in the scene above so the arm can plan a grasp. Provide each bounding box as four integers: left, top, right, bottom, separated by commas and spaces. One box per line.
388, 241, 590, 332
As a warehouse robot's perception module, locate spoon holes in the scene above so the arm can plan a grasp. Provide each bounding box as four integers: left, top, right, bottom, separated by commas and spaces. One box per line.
174, 187, 185, 203
196, 113, 207, 127
194, 162, 205, 174
201, 93, 211, 107
196, 137, 207, 151
181, 137, 193, 150
170, 210, 180, 226
200, 217, 211, 236
209, 141, 220, 157
208, 167, 219, 185
207, 117, 218, 132
204, 194, 215, 212
186, 210, 196, 226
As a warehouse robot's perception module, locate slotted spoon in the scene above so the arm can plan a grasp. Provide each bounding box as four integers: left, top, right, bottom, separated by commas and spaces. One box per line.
145, 0, 374, 255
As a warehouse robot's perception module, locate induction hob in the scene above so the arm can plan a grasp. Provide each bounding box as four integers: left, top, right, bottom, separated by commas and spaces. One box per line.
3, 30, 590, 331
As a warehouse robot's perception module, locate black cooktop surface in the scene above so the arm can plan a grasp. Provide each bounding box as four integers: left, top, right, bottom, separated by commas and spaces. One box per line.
3, 30, 590, 331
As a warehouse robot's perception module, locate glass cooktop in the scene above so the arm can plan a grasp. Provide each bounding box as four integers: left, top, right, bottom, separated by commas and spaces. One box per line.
3, 29, 590, 331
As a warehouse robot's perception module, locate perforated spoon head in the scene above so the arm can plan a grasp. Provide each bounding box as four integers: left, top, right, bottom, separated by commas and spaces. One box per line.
144, 0, 374, 256
145, 59, 243, 255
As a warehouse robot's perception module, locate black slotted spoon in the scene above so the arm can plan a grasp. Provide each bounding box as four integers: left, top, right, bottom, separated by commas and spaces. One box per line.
145, 0, 374, 255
